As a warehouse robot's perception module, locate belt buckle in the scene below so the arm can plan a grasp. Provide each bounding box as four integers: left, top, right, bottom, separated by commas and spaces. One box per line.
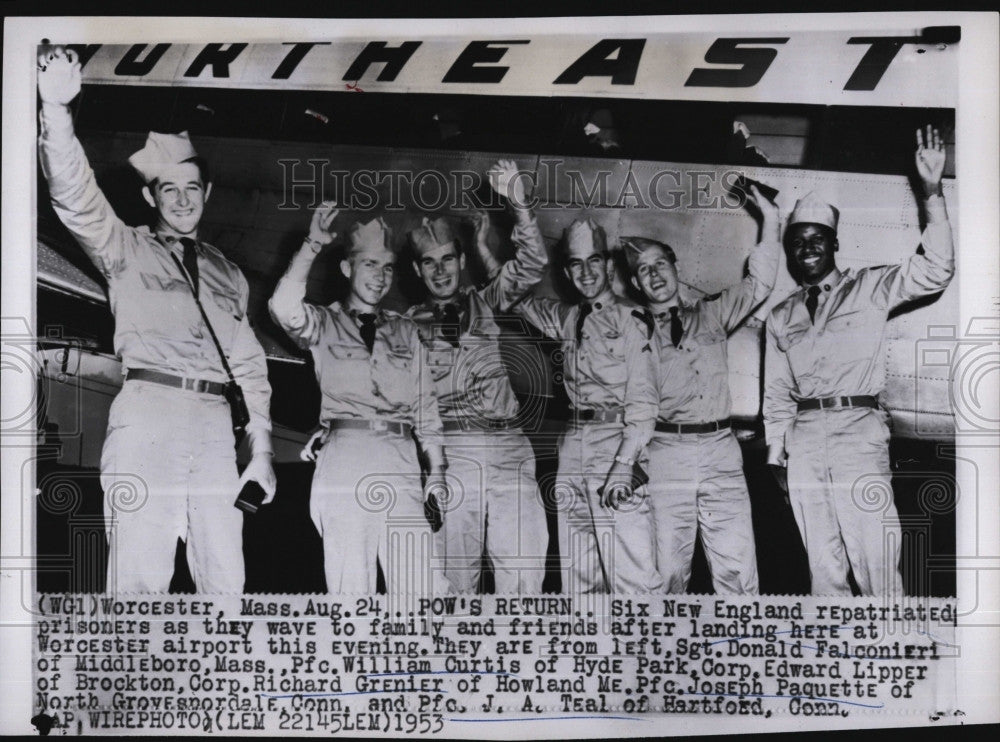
372, 420, 388, 433
487, 419, 506, 431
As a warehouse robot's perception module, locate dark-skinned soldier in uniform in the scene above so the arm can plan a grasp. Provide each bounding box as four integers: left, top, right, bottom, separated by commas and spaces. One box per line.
764, 127, 954, 596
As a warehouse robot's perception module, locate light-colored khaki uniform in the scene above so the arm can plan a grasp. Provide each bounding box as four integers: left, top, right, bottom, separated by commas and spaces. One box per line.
764, 196, 953, 596
648, 235, 780, 594
39, 104, 272, 593
516, 289, 662, 593
406, 215, 549, 593
269, 246, 443, 594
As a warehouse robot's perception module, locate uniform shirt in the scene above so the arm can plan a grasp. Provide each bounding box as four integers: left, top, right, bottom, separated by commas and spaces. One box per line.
406, 214, 548, 423
37, 103, 272, 440
516, 288, 659, 461
652, 236, 781, 424
268, 246, 443, 450
763, 196, 954, 448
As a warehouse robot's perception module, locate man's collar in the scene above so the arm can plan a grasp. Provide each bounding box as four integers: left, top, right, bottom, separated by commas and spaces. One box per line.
156, 231, 201, 250
584, 289, 616, 310
649, 298, 681, 319
342, 301, 388, 325
800, 267, 845, 295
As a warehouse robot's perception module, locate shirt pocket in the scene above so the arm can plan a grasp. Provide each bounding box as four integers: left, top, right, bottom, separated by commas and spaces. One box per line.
822, 309, 882, 359
599, 328, 626, 362
690, 324, 726, 349
775, 325, 808, 353
210, 287, 244, 321
136, 272, 193, 320
326, 338, 372, 364
426, 344, 457, 382
374, 341, 417, 406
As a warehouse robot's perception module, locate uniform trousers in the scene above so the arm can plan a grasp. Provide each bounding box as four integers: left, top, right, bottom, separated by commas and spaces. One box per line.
785, 407, 904, 596
435, 429, 548, 593
311, 428, 431, 594
646, 429, 759, 594
554, 422, 663, 593
100, 380, 244, 593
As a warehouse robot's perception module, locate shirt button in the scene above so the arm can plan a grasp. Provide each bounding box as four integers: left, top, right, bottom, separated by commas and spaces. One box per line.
594, 302, 603, 310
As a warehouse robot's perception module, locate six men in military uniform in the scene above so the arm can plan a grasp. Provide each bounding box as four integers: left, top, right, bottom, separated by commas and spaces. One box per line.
38, 46, 953, 596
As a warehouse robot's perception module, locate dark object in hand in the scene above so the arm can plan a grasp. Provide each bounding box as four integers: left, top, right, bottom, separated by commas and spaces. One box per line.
424, 491, 443, 533
730, 175, 779, 206
598, 462, 650, 498
235, 479, 267, 514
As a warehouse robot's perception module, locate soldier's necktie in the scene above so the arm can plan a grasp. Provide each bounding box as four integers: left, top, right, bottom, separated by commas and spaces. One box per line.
575, 302, 593, 344
669, 305, 683, 348
357, 313, 378, 353
439, 302, 462, 348
806, 285, 821, 324
180, 237, 199, 297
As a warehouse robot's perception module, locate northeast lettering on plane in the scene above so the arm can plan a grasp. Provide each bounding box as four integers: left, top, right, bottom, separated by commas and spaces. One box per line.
70, 35, 940, 91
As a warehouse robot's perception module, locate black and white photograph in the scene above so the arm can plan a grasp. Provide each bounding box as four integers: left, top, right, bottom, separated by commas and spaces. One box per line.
2, 9, 998, 737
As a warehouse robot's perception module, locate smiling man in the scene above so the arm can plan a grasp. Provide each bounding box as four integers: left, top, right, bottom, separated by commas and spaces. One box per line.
764, 127, 954, 596
405, 160, 549, 594
269, 205, 446, 594
516, 219, 663, 594
621, 185, 781, 595
37, 46, 275, 593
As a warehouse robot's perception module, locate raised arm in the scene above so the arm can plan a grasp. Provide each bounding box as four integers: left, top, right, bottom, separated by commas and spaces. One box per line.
37, 46, 134, 276
469, 211, 503, 281
268, 202, 339, 349
880, 126, 955, 308
704, 184, 783, 333
512, 294, 572, 341
477, 160, 550, 312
